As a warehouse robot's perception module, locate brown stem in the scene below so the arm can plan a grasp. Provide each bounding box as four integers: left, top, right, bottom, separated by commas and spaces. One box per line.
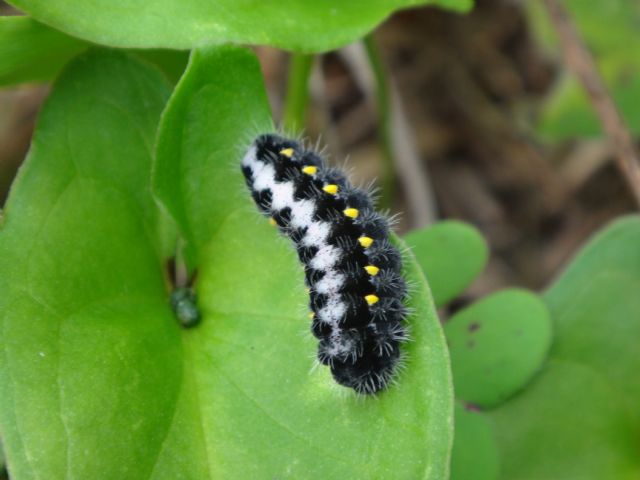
543, 0, 640, 207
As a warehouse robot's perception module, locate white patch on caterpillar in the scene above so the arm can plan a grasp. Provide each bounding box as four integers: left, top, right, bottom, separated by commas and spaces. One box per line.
241, 145, 258, 168
270, 181, 295, 211
317, 296, 346, 325
309, 244, 341, 271
252, 164, 277, 192
314, 271, 345, 295
289, 200, 315, 229
302, 221, 331, 247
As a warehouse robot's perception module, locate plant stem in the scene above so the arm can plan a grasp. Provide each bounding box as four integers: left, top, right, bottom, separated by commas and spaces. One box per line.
543, 0, 640, 207
174, 236, 188, 288
282, 53, 314, 134
340, 42, 437, 226
363, 34, 395, 210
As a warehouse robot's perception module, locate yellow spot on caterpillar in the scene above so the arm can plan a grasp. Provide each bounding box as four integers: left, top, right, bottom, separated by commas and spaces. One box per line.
343, 208, 359, 219
358, 236, 374, 248
365, 294, 380, 305
302, 165, 317, 175
323, 184, 339, 195
280, 147, 294, 158
308, 312, 315, 319
305, 287, 311, 294
364, 265, 380, 276
268, 217, 277, 227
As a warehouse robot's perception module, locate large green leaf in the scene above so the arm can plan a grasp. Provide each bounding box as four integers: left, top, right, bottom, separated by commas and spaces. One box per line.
491, 360, 638, 479
0, 16, 189, 86
0, 43, 453, 478
404, 221, 488, 307
544, 216, 640, 421
488, 216, 640, 479
0, 50, 178, 478
7, 0, 472, 52
530, 0, 640, 138
153, 45, 453, 478
445, 289, 551, 409
0, 15, 87, 86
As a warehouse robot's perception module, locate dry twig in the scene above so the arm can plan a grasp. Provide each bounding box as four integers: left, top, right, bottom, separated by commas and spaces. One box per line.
543, 0, 640, 207
340, 42, 438, 227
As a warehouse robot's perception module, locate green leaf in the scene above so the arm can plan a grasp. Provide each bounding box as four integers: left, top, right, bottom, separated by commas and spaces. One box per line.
0, 16, 189, 87
0, 15, 87, 86
405, 220, 488, 307
8, 0, 473, 52
153, 46, 274, 252
488, 216, 640, 479
445, 289, 551, 408
135, 50, 189, 86
451, 403, 499, 480
0, 50, 178, 478
490, 361, 639, 479
544, 216, 640, 420
530, 0, 640, 138
153, 45, 453, 478
0, 41, 453, 478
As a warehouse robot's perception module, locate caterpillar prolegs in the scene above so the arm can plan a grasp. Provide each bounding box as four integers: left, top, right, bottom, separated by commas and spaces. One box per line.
241, 134, 409, 394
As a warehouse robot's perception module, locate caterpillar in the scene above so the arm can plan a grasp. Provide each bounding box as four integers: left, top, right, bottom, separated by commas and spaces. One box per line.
241, 134, 409, 394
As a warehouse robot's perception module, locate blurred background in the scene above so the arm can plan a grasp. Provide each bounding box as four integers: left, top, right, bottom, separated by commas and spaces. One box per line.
1, 0, 637, 302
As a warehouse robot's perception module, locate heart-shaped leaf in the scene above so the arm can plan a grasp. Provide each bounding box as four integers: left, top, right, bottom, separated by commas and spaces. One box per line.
7, 0, 473, 52
0, 49, 179, 479
404, 221, 488, 307
153, 45, 454, 478
0, 44, 454, 478
444, 289, 552, 408
488, 216, 640, 479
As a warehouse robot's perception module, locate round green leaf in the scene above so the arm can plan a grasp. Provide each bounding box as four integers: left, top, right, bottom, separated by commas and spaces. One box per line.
450, 403, 499, 480
7, 0, 472, 52
488, 217, 640, 479
444, 289, 552, 408
0, 50, 179, 479
405, 221, 488, 307
153, 45, 454, 478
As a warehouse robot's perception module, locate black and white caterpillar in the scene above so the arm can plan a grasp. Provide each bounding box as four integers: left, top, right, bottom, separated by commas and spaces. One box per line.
241, 134, 409, 394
